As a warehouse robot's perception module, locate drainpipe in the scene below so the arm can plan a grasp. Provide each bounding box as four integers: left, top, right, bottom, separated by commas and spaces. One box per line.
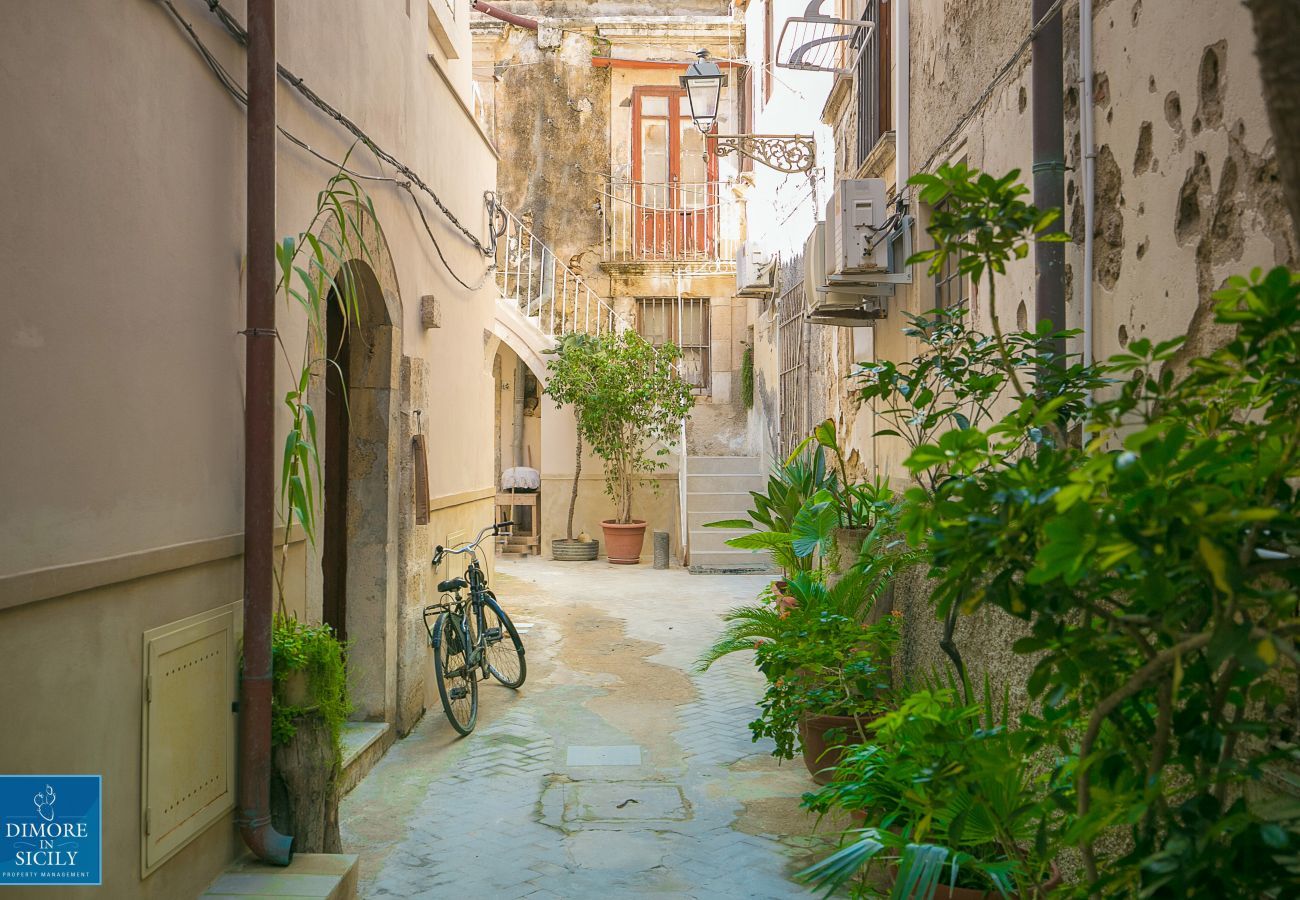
1079, 0, 1096, 378
239, 0, 294, 866
1031, 0, 1066, 357
513, 358, 526, 468
893, 0, 909, 201
471, 0, 539, 31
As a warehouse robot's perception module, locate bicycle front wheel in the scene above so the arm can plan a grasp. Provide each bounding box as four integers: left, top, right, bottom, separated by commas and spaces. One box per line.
432, 611, 478, 735
482, 595, 526, 689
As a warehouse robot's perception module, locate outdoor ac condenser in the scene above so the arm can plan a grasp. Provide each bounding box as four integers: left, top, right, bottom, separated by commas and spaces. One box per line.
803, 222, 889, 326
736, 243, 774, 297
825, 178, 890, 277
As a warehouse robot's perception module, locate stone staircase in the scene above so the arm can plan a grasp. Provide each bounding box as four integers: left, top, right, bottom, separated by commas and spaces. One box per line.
685, 456, 773, 573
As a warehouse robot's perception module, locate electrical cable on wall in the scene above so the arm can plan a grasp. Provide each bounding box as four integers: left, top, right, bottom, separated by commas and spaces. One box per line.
156, 0, 498, 291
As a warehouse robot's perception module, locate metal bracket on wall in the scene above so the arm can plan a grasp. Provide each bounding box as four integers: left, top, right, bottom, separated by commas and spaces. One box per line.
710, 134, 817, 174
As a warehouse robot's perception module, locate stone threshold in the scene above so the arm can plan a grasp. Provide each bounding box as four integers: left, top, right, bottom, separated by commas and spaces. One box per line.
201, 853, 358, 899
338, 721, 394, 797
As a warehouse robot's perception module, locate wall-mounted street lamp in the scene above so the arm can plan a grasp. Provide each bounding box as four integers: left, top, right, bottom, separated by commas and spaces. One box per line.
680, 51, 817, 175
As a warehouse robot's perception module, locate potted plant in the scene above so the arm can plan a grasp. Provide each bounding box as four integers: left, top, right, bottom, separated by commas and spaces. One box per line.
545, 335, 599, 561
544, 329, 695, 565
800, 687, 1063, 899
269, 614, 351, 853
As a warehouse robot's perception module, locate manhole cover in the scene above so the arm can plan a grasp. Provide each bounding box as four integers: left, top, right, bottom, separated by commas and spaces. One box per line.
565, 782, 690, 824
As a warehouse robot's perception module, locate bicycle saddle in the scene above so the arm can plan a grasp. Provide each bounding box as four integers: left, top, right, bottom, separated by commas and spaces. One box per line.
438, 577, 469, 593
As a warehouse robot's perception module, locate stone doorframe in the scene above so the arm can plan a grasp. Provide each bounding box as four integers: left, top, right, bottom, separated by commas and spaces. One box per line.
306, 202, 403, 724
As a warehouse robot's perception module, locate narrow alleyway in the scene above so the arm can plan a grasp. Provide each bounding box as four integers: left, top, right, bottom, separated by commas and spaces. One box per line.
341, 559, 843, 898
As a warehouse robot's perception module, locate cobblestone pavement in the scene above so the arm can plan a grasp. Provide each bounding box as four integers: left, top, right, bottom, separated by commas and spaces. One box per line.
341, 557, 845, 899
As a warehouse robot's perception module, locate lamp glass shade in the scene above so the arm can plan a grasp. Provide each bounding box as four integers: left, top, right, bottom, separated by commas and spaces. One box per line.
680, 59, 725, 133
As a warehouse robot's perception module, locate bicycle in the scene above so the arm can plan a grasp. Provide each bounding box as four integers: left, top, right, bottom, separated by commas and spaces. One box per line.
422, 521, 527, 735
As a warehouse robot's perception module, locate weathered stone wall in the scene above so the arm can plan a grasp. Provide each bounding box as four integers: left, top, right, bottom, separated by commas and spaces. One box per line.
810, 0, 1299, 691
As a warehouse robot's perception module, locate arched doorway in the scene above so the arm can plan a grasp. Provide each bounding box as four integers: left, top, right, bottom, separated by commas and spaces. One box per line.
317, 256, 402, 722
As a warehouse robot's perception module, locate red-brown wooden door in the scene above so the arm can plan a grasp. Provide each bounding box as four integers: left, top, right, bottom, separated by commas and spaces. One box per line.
631, 86, 718, 258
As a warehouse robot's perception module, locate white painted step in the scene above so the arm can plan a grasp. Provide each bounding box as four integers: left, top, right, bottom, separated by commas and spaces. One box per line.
689, 528, 751, 553
687, 473, 766, 494
683, 491, 757, 513
689, 510, 753, 529
688, 548, 773, 570
686, 455, 763, 475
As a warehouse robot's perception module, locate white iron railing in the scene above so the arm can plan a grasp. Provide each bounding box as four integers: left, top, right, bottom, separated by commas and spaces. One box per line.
601, 178, 741, 270
495, 205, 631, 339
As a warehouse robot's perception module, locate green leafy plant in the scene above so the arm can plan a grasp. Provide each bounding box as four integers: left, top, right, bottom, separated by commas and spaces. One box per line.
792, 419, 895, 531
741, 343, 755, 409
544, 330, 695, 524
271, 615, 352, 765
800, 687, 1063, 899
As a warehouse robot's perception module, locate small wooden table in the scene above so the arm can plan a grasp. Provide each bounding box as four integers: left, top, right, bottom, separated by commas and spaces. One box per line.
496, 490, 540, 556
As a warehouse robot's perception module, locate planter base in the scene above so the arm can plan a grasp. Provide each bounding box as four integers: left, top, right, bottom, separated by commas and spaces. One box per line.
552, 538, 599, 561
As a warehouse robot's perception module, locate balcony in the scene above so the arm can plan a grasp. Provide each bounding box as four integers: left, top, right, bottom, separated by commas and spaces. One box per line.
600, 177, 741, 272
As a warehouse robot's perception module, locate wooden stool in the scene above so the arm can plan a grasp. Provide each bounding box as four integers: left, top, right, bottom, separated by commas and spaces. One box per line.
496, 490, 540, 556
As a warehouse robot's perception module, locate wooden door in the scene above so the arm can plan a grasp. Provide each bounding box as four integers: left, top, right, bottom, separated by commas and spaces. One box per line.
631, 87, 718, 258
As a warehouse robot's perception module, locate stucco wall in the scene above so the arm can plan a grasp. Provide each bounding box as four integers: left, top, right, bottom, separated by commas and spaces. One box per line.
0, 0, 498, 894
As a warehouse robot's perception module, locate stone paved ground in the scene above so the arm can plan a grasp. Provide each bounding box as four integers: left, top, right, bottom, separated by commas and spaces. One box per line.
341, 557, 848, 899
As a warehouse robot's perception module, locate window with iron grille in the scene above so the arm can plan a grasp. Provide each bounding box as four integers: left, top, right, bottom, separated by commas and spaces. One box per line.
854, 0, 892, 167
931, 199, 967, 311
638, 298, 711, 390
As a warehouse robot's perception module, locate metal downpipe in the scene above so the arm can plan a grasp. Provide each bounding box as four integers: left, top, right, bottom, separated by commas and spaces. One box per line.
240, 0, 294, 866
1031, 0, 1067, 357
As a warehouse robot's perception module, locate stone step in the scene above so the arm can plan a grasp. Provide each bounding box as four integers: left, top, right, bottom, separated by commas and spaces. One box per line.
687, 473, 766, 494
688, 509, 753, 529
680, 491, 757, 513
687, 548, 776, 573
338, 721, 393, 797
685, 455, 764, 475
202, 853, 358, 899
689, 528, 751, 553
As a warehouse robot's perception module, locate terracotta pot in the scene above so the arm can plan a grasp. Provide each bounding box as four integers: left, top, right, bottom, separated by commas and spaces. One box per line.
281, 670, 312, 708
800, 712, 873, 784
890, 863, 1061, 900
601, 519, 647, 565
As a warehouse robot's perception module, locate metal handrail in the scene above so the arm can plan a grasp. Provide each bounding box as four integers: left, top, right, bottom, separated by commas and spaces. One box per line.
600, 177, 740, 267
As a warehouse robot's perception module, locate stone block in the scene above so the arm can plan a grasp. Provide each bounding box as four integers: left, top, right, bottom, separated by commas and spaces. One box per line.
419, 294, 440, 329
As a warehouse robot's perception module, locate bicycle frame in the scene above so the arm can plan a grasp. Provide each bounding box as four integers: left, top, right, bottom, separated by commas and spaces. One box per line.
424, 522, 512, 672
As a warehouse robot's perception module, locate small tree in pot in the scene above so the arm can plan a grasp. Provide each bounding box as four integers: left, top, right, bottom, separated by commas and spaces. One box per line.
545, 329, 695, 564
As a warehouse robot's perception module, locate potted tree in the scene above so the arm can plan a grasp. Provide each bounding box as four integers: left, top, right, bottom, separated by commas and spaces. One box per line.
545, 329, 694, 565
546, 335, 599, 561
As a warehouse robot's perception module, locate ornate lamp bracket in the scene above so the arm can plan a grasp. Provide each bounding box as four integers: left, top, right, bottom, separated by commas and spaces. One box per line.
710, 134, 816, 174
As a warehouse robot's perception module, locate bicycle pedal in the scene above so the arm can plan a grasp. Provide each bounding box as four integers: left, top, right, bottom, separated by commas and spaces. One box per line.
484, 627, 502, 641
449, 686, 469, 700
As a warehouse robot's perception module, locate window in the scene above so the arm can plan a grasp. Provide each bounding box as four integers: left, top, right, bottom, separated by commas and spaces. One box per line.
638, 298, 711, 390
854, 0, 891, 166
631, 87, 719, 258
737, 65, 754, 173
763, 1, 775, 104
932, 200, 966, 311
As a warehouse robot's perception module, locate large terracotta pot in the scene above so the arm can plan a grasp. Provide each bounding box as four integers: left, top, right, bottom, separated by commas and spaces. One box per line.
800, 712, 873, 784
601, 519, 647, 565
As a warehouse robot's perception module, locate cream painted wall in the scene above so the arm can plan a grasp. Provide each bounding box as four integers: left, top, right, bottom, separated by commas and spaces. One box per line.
0, 0, 497, 895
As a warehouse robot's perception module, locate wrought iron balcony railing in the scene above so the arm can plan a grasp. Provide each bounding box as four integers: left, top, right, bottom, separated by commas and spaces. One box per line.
600, 178, 740, 269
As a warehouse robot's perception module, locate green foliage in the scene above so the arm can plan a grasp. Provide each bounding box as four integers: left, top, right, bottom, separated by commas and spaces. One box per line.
271, 615, 352, 766
544, 330, 695, 524
741, 344, 755, 409
792, 419, 896, 529
800, 687, 1063, 898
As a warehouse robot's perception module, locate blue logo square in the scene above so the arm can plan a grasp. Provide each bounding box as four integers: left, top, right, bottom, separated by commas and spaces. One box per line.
0, 775, 102, 886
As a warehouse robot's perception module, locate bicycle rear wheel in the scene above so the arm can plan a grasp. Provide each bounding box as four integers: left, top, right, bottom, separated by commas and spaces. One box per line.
432, 611, 478, 735
482, 595, 526, 688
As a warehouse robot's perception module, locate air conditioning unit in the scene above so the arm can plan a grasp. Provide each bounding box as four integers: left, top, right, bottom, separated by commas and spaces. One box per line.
824, 178, 915, 291
803, 222, 889, 327
736, 243, 774, 297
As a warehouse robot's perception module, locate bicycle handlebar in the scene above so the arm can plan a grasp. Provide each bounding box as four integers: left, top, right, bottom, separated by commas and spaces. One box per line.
432, 521, 514, 566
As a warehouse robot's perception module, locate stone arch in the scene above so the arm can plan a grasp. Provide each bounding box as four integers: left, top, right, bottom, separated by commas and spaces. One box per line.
308, 200, 404, 724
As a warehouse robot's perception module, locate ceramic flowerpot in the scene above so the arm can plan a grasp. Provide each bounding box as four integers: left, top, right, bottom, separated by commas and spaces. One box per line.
601, 519, 647, 565
800, 712, 873, 784
891, 863, 1061, 900
552, 538, 599, 561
